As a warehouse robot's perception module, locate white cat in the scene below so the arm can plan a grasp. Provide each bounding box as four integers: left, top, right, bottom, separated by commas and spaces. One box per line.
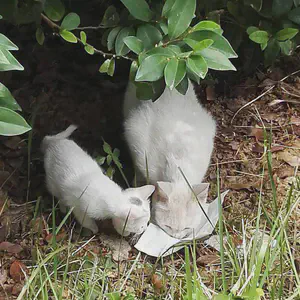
124, 82, 216, 239
42, 125, 155, 236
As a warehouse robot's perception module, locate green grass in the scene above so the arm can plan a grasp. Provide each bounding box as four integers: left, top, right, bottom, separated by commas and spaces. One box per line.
17, 140, 300, 300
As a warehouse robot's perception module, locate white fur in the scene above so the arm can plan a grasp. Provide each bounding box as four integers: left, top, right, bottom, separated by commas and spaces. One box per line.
123, 82, 216, 239
42, 125, 155, 236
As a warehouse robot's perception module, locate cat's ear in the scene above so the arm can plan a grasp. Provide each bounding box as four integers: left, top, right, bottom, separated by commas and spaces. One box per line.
135, 185, 155, 201
154, 181, 172, 202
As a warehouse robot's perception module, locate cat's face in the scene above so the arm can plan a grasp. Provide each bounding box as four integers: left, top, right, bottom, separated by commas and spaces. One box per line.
112, 185, 155, 236
151, 182, 208, 239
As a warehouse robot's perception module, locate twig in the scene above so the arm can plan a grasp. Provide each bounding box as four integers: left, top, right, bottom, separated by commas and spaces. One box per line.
76, 25, 106, 30
231, 68, 300, 124
41, 13, 134, 61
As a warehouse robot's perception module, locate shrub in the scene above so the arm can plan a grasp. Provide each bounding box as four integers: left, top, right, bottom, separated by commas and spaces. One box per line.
0, 15, 31, 136
0, 0, 300, 100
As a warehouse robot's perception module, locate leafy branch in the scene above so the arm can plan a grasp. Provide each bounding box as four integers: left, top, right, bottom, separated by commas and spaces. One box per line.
40, 13, 134, 61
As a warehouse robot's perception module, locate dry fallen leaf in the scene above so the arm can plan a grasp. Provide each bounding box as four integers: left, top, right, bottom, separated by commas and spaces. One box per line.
0, 241, 23, 254
291, 116, 300, 125
12, 283, 23, 296
229, 141, 239, 151
197, 254, 220, 266
277, 151, 300, 167
45, 232, 66, 243
100, 234, 131, 261
0, 268, 8, 285
151, 274, 163, 290
276, 167, 295, 179
9, 260, 28, 282
249, 128, 264, 142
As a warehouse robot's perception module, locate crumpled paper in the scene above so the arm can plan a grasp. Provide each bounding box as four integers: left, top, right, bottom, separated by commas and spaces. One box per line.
134, 184, 229, 257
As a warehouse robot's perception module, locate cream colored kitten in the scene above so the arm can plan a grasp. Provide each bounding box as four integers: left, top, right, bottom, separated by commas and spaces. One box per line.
124, 82, 216, 238
42, 125, 154, 236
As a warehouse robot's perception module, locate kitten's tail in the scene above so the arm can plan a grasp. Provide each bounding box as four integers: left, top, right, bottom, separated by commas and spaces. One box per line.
41, 125, 78, 153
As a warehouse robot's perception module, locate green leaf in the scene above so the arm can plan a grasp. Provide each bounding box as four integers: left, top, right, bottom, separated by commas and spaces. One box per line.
84, 45, 94, 55
272, 0, 293, 17
107, 59, 115, 76
0, 83, 21, 111
35, 28, 45, 46
246, 26, 259, 35
120, 0, 153, 22
162, 0, 175, 17
107, 155, 112, 165
44, 0, 65, 22
101, 6, 120, 28
288, 7, 300, 25
129, 60, 138, 81
199, 48, 236, 71
186, 55, 208, 79
107, 27, 122, 51
113, 148, 120, 159
137, 24, 162, 50
244, 0, 262, 11
0, 15, 2, 20
264, 38, 280, 66
59, 30, 77, 43
261, 42, 268, 50
0, 34, 19, 51
178, 51, 193, 58
136, 82, 153, 100
193, 21, 222, 34
186, 65, 200, 84
175, 75, 188, 95
275, 28, 299, 41
159, 22, 168, 35
103, 141, 112, 154
138, 46, 175, 65
136, 55, 168, 82
123, 36, 144, 54
80, 31, 87, 44
164, 58, 178, 89
185, 38, 214, 52
279, 40, 293, 55
0, 49, 24, 71
61, 13, 80, 31
174, 60, 186, 87
96, 156, 106, 165
106, 166, 115, 179
168, 45, 182, 55
0, 107, 31, 136
188, 30, 238, 58
99, 59, 111, 73
168, 0, 196, 39
249, 30, 269, 44
115, 27, 135, 56
145, 46, 175, 58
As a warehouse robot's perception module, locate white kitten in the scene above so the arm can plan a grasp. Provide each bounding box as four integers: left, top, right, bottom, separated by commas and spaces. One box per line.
124, 82, 216, 239
42, 125, 155, 236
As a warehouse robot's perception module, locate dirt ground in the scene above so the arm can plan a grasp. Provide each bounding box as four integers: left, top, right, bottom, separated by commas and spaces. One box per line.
0, 22, 299, 298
